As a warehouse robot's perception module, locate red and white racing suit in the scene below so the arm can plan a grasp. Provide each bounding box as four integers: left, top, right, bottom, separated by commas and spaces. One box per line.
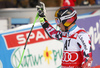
40, 18, 93, 68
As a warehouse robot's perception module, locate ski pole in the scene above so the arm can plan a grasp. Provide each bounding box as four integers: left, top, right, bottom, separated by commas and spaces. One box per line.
17, 13, 39, 68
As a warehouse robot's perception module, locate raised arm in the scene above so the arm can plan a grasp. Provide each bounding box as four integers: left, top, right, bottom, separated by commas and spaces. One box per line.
77, 33, 93, 68
36, 2, 62, 40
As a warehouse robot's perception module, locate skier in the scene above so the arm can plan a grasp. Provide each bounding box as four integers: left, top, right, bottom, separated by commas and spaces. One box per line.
36, 2, 93, 68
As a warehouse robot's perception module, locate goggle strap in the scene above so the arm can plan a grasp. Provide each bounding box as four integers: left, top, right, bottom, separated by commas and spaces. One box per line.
60, 10, 77, 21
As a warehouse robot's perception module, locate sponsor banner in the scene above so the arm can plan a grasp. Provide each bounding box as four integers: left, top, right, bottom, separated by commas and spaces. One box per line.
11, 40, 63, 68
3, 28, 51, 49
0, 14, 100, 68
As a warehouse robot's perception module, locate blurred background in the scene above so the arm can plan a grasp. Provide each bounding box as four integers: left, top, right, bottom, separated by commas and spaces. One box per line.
0, 0, 100, 30
0, 0, 98, 8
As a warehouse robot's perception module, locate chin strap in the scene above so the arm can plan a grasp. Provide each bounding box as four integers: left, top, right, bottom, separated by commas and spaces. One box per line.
65, 26, 68, 32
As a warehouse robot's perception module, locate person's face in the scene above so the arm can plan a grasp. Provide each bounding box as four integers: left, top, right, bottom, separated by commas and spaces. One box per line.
57, 23, 65, 32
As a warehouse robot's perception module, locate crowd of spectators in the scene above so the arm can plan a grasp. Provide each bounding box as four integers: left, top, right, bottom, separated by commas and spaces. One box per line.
0, 0, 99, 8
60, 0, 96, 7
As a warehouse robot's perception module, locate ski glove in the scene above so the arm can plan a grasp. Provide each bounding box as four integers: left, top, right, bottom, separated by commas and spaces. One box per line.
81, 57, 93, 68
36, 2, 46, 17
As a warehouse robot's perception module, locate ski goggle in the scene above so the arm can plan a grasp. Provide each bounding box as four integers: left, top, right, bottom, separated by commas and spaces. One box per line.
55, 18, 61, 25
55, 10, 77, 26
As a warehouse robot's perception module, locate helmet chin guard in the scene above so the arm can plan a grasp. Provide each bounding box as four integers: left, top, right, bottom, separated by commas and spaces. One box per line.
55, 6, 77, 28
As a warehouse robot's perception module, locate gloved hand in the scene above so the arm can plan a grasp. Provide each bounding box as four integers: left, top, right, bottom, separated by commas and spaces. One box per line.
81, 57, 93, 68
36, 2, 46, 17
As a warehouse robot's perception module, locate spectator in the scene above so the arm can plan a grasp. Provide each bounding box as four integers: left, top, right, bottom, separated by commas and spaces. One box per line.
80, 0, 89, 6
75, 0, 83, 6
0, 1, 15, 8
21, 0, 29, 8
88, 0, 95, 5
29, 0, 39, 7
16, 0, 22, 7
61, 0, 76, 7
41, 0, 60, 7
80, 0, 96, 6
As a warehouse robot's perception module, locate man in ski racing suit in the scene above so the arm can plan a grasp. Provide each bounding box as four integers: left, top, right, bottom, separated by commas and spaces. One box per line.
36, 2, 93, 68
